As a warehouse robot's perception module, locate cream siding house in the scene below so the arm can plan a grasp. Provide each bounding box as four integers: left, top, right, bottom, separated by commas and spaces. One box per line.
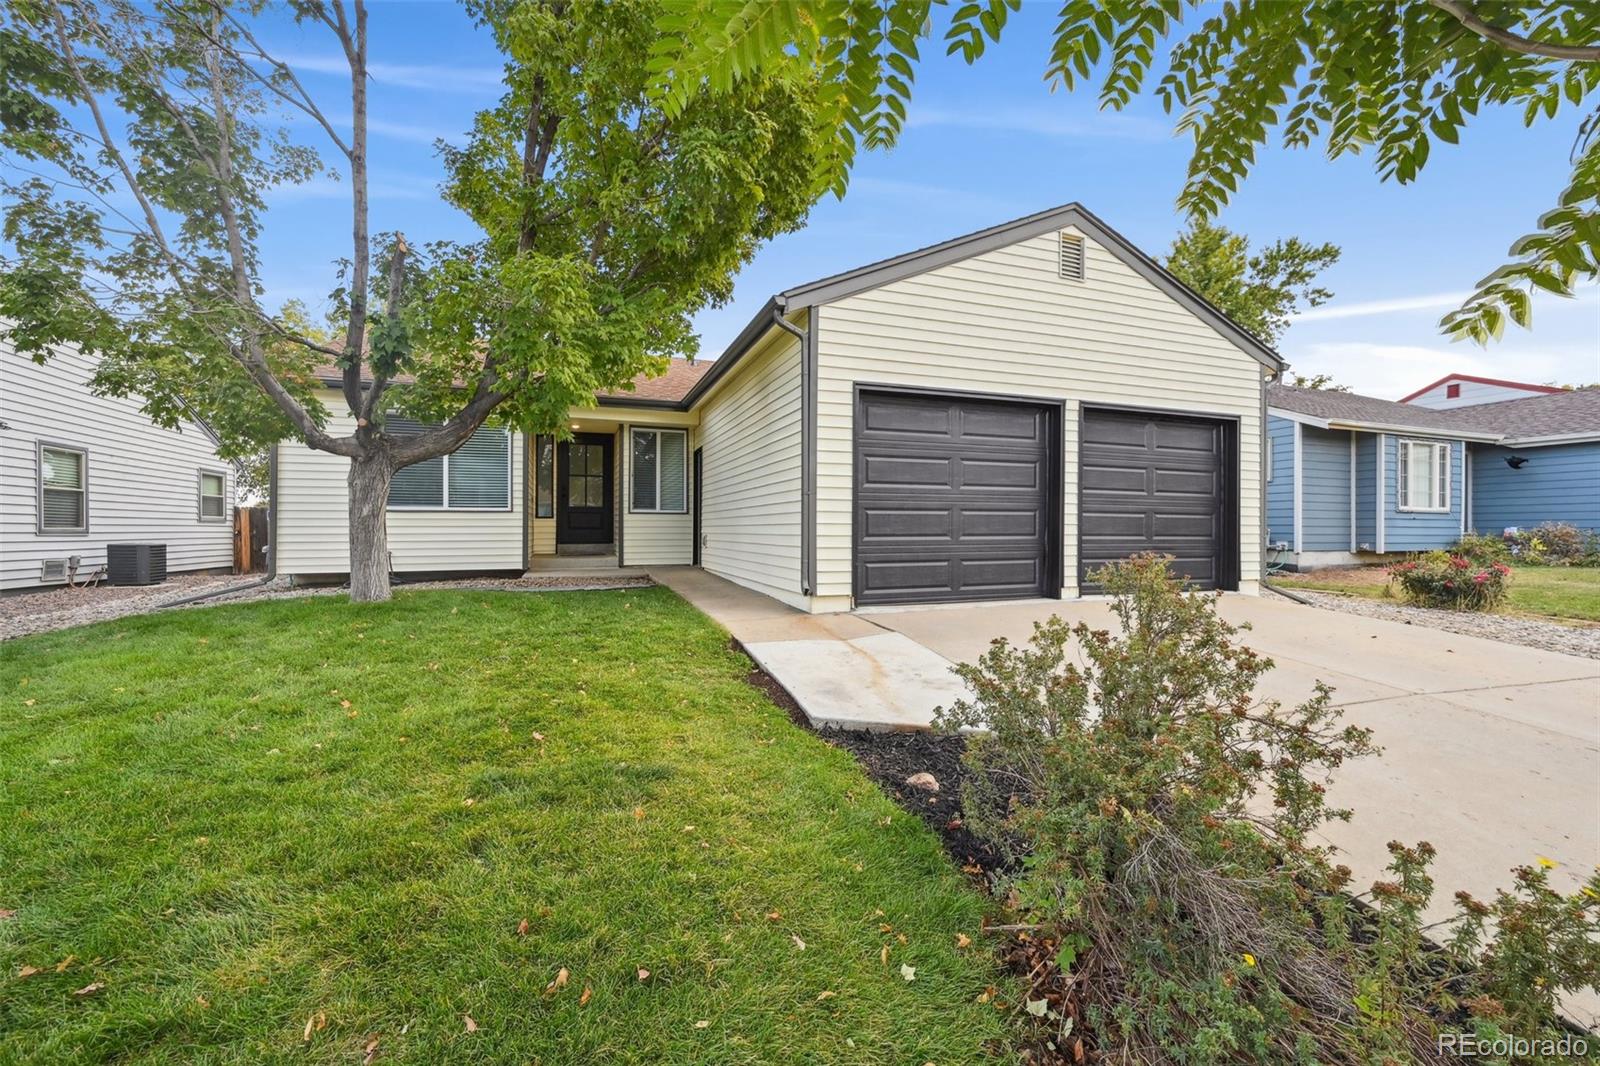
270, 203, 1282, 610
1, 330, 237, 591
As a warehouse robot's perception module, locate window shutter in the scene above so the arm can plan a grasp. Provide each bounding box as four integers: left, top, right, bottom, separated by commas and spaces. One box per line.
1058, 232, 1085, 281
448, 427, 510, 508
632, 430, 658, 510
659, 431, 686, 512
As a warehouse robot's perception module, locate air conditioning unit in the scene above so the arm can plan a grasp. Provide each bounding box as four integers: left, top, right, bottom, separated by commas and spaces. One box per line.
106, 543, 168, 586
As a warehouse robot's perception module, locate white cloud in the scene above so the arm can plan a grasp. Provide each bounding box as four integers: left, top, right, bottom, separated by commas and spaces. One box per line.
285, 55, 504, 93
1298, 285, 1600, 323
847, 177, 1017, 216
1283, 340, 1593, 400
268, 175, 441, 202
906, 106, 1169, 142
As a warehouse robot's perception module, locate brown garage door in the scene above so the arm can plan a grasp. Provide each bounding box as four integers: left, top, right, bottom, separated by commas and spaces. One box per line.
1079, 408, 1228, 591
854, 390, 1056, 605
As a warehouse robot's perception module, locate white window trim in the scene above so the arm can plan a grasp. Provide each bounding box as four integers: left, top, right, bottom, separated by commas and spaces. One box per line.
387, 425, 514, 512
629, 427, 689, 514
197, 467, 229, 523
1396, 438, 1452, 514
37, 441, 89, 535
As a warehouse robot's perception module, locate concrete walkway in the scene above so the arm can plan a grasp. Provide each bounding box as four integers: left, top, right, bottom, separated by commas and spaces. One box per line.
649, 567, 968, 729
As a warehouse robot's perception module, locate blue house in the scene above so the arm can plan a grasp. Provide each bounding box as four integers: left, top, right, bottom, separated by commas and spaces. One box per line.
1265, 383, 1600, 570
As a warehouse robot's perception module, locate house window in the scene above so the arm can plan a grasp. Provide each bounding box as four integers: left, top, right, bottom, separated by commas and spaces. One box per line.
1446, 383, 1461, 399
535, 434, 555, 518
387, 417, 512, 510
567, 442, 607, 507
1397, 439, 1451, 513
630, 427, 687, 513
198, 470, 228, 522
39, 444, 87, 533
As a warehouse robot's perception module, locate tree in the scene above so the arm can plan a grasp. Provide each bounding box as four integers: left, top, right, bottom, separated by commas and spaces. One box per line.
649, 1, 1600, 343
1163, 220, 1339, 346
0, 0, 825, 601
1289, 373, 1351, 393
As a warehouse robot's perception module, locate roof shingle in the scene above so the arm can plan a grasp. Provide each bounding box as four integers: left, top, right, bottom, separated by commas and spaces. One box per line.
1268, 383, 1600, 442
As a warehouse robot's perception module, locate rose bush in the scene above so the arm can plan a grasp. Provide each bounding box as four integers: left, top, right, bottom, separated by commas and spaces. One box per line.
1388, 551, 1510, 611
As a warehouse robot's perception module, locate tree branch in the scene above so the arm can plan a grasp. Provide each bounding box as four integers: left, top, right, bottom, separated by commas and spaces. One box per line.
1429, 0, 1600, 62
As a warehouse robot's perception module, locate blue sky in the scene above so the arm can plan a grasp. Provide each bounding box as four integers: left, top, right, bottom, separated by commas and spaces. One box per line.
258, 2, 1598, 400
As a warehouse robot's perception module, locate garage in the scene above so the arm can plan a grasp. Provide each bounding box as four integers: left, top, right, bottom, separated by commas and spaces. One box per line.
1078, 407, 1236, 591
853, 389, 1059, 605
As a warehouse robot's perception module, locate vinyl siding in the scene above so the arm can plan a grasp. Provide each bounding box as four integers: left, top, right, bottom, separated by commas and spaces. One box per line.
1354, 434, 1378, 550
814, 226, 1266, 599
1265, 416, 1296, 549
619, 422, 694, 566
1301, 426, 1353, 551
1, 333, 235, 590
1406, 380, 1553, 409
693, 323, 803, 603
1469, 441, 1600, 534
273, 389, 523, 575
1382, 435, 1465, 551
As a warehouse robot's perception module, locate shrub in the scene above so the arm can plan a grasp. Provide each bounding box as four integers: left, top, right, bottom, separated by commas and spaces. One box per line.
936, 555, 1599, 1063
1451, 532, 1511, 567
1507, 522, 1600, 567
1387, 551, 1510, 611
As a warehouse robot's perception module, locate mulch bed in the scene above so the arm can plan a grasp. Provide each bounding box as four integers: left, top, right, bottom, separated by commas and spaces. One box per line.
735, 638, 1094, 1063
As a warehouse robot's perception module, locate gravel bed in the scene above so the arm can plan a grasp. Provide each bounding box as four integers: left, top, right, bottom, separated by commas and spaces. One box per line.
1283, 588, 1600, 660
0, 573, 262, 642
2, 572, 656, 641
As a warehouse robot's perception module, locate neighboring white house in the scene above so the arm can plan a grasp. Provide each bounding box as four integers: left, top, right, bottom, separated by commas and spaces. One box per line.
1, 330, 236, 591
272, 203, 1282, 611
1399, 373, 1563, 410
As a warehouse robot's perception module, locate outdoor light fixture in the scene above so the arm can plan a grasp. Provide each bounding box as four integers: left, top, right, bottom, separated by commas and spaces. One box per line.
1505, 455, 1529, 469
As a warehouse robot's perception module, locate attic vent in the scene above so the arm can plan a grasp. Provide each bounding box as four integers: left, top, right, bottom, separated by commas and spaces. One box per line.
1058, 232, 1085, 281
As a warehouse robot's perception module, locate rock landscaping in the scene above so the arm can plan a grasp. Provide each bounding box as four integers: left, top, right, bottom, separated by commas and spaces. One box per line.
1284, 587, 1600, 660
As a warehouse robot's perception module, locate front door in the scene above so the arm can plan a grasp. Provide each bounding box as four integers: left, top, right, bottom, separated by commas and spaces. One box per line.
557, 434, 614, 546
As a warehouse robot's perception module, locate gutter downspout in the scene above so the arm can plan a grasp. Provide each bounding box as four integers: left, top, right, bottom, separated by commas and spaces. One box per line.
768, 303, 816, 599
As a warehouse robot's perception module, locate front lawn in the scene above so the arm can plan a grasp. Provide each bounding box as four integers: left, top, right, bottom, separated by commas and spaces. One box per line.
1275, 565, 1600, 622
0, 589, 1009, 1064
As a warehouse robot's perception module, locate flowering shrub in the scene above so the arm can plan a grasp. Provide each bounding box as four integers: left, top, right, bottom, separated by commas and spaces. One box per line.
1506, 522, 1600, 567
1451, 533, 1511, 567
1388, 551, 1510, 611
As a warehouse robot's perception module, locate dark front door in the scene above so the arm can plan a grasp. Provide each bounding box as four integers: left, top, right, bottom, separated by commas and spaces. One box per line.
854, 389, 1055, 606
692, 446, 703, 566
557, 433, 614, 545
1078, 408, 1229, 591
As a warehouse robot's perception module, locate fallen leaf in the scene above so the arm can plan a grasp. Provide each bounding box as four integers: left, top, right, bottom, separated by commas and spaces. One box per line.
816, 990, 836, 1002
340, 700, 351, 709
766, 911, 782, 922
633, 807, 645, 821
579, 985, 592, 1006
463, 1014, 478, 1033
362, 1034, 381, 1064
516, 918, 530, 936
55, 955, 76, 973
694, 1020, 710, 1029
546, 967, 569, 993
195, 995, 210, 1008
955, 933, 972, 949
899, 963, 916, 982
790, 934, 806, 951
531, 731, 545, 743
17, 965, 41, 979
72, 981, 104, 997
1025, 998, 1049, 1017
976, 986, 996, 1004
0, 909, 15, 920
637, 968, 651, 981
896, 933, 907, 946
879, 923, 893, 933
462, 798, 475, 807
23, 699, 35, 707
880, 945, 890, 967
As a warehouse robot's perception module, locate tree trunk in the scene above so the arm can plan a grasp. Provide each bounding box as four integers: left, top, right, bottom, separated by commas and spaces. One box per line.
348, 450, 394, 602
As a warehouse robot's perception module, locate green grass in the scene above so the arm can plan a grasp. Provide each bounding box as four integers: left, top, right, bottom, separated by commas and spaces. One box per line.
0, 589, 1010, 1064
1275, 565, 1600, 622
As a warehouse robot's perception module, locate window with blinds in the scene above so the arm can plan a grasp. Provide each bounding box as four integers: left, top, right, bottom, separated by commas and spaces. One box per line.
198, 470, 227, 521
1397, 439, 1450, 513
630, 427, 687, 513
387, 416, 511, 510
39, 445, 87, 532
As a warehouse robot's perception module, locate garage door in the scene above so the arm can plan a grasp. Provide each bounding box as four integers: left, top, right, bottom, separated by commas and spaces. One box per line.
1079, 408, 1227, 591
854, 390, 1055, 605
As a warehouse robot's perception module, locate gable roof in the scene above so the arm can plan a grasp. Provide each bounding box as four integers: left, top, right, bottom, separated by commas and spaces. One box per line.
1268, 383, 1600, 444
777, 202, 1283, 372
1397, 372, 1563, 404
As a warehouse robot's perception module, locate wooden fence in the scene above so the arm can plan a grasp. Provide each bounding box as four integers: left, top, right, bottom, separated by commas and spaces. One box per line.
233, 506, 269, 573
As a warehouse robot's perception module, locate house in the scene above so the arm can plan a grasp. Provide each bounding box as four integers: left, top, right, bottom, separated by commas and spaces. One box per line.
1266, 384, 1600, 570
1, 330, 237, 591
271, 203, 1283, 609
1398, 373, 1563, 410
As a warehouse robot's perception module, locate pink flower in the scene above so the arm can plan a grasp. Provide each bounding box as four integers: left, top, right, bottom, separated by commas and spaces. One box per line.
1450, 556, 1471, 570
1474, 573, 1488, 584
1445, 580, 1455, 589
1493, 563, 1510, 575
